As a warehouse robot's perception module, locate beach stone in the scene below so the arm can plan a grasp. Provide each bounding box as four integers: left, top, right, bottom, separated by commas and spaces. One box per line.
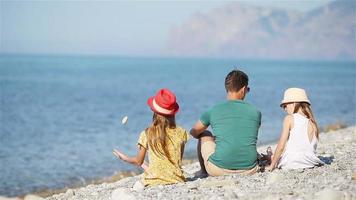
343, 191, 353, 200
266, 173, 284, 184
24, 195, 45, 200
352, 173, 356, 180
157, 192, 163, 199
260, 195, 281, 200
207, 195, 221, 200
315, 188, 343, 200
186, 182, 199, 189
223, 190, 237, 199
111, 188, 136, 200
132, 180, 145, 192
90, 191, 98, 196
200, 180, 236, 188
65, 189, 75, 196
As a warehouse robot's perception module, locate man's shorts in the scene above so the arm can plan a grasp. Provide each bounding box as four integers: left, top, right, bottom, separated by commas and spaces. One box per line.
201, 140, 260, 176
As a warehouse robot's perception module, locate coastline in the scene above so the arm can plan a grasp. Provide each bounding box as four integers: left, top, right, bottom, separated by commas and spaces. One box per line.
1, 125, 355, 200
31, 159, 199, 198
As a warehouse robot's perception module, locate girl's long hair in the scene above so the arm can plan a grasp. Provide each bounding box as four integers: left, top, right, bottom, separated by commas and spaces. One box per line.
145, 113, 176, 163
293, 102, 319, 139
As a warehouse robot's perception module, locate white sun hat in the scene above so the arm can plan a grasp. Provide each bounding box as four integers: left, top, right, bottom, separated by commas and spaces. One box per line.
280, 87, 311, 107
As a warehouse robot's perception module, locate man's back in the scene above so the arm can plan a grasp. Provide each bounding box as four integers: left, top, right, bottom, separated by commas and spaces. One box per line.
200, 100, 261, 169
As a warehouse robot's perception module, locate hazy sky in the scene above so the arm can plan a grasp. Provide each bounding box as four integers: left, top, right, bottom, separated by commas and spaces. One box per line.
1, 0, 332, 57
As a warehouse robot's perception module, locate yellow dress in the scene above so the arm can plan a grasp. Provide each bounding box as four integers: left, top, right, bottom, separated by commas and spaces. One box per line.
137, 126, 189, 186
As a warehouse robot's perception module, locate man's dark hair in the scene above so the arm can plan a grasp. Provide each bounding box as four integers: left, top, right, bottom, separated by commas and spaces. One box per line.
225, 69, 249, 92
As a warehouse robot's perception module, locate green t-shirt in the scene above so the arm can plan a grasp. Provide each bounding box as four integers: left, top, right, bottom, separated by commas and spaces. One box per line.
200, 100, 261, 170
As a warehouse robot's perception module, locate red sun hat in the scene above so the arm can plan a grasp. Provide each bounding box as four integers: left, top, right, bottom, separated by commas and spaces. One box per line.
147, 88, 179, 116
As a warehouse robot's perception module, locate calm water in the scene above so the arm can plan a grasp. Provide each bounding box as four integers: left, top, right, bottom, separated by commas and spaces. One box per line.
0, 55, 355, 196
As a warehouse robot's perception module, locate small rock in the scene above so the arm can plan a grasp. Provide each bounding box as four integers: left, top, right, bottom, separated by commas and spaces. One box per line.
132, 180, 145, 192
263, 195, 281, 200
111, 188, 136, 200
24, 195, 44, 200
344, 191, 353, 200
296, 168, 305, 173
208, 195, 221, 200
187, 183, 199, 189
223, 189, 237, 199
65, 189, 75, 196
266, 173, 284, 184
315, 188, 343, 200
200, 180, 236, 188
352, 173, 356, 180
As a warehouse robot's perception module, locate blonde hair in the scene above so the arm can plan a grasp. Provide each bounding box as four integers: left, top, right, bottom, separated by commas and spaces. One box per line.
145, 113, 176, 163
293, 102, 319, 139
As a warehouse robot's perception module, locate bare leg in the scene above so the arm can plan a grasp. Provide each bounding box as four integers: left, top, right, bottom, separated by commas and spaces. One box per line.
197, 131, 215, 175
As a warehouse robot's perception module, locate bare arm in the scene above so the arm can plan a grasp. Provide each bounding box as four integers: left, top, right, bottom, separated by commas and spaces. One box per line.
190, 120, 208, 139
267, 115, 292, 171
113, 145, 146, 167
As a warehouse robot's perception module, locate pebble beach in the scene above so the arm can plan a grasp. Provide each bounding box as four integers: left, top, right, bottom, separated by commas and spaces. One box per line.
2, 126, 355, 200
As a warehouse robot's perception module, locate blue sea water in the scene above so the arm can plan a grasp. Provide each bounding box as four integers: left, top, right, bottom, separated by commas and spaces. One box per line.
0, 55, 355, 196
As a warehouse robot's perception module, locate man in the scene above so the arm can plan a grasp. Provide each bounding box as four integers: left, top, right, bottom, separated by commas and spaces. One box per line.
190, 69, 262, 176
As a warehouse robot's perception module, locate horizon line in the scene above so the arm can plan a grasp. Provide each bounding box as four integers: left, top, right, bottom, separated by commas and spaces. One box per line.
1, 52, 355, 63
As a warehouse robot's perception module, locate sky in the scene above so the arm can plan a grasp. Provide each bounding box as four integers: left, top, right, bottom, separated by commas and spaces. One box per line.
1, 0, 333, 57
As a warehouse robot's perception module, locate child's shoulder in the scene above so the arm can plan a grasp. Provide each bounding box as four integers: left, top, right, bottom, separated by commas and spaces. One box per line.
174, 125, 188, 133
283, 114, 294, 129
172, 125, 189, 142
285, 114, 294, 121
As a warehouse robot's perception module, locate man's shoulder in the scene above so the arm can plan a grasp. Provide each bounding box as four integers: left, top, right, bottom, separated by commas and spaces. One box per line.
211, 101, 228, 108
242, 101, 261, 114
215, 100, 259, 112
207, 101, 261, 118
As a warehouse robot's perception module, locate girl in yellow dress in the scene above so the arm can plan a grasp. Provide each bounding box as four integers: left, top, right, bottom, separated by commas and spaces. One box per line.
113, 88, 189, 186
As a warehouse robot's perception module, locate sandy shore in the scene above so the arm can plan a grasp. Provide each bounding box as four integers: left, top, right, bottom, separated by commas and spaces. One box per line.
3, 126, 355, 200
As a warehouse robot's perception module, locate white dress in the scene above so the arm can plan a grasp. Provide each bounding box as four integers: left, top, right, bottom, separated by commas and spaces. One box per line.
278, 113, 324, 169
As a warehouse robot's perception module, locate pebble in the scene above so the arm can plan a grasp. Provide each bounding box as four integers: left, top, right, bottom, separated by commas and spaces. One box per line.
223, 190, 237, 199
352, 173, 356, 180
132, 180, 145, 192
90, 191, 98, 196
315, 188, 343, 200
65, 189, 75, 196
344, 191, 353, 200
111, 188, 136, 200
266, 173, 284, 184
199, 179, 236, 188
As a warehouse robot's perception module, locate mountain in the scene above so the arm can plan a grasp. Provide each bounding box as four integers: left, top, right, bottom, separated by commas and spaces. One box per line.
166, 0, 356, 60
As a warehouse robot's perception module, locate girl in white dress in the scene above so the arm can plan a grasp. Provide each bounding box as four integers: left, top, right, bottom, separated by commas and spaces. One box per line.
267, 88, 324, 171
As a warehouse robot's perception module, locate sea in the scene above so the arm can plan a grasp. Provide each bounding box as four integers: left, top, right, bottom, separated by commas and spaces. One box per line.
0, 55, 355, 197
